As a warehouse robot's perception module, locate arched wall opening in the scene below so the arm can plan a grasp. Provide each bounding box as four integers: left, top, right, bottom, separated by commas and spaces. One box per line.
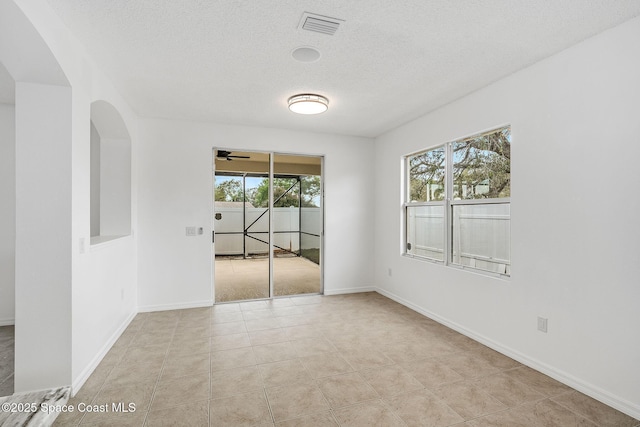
90, 100, 132, 243
1, 0, 73, 393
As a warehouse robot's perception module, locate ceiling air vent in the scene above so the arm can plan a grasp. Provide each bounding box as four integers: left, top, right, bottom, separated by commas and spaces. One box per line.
299, 12, 344, 36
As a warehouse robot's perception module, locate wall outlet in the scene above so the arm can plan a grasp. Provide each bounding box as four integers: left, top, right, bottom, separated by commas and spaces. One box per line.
186, 226, 197, 236
388, 268, 392, 277
79, 237, 86, 254
537, 317, 548, 333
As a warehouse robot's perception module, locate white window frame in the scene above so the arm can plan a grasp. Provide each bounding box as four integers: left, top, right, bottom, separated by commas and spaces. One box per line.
403, 126, 511, 277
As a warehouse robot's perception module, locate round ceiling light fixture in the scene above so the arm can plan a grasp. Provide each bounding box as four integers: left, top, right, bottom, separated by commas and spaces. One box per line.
287, 94, 329, 115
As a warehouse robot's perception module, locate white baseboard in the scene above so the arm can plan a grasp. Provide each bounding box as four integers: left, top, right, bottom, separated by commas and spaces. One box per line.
137, 299, 214, 313
375, 287, 640, 420
0, 317, 14, 326
324, 286, 375, 296
71, 311, 137, 396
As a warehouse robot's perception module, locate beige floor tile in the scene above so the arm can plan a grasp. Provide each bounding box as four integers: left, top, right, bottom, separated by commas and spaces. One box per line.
121, 345, 167, 364
436, 352, 501, 380
433, 381, 508, 420
271, 306, 308, 317
145, 400, 208, 427
249, 329, 288, 346
92, 380, 156, 412
103, 361, 161, 390
52, 396, 87, 426
209, 390, 273, 426
291, 295, 323, 306
210, 332, 251, 351
317, 372, 379, 409
400, 357, 465, 390
266, 383, 330, 421
382, 340, 456, 364
282, 325, 323, 340
253, 341, 298, 364
166, 339, 211, 357
474, 346, 521, 370
151, 373, 210, 410
239, 300, 270, 311
170, 334, 209, 349
211, 347, 257, 371
473, 373, 545, 407
245, 317, 282, 332
161, 352, 210, 380
299, 353, 353, 379
290, 337, 336, 358
212, 303, 241, 313
211, 311, 244, 324
275, 411, 339, 427
328, 333, 378, 352
385, 389, 465, 427
258, 359, 311, 388
78, 409, 147, 427
71, 363, 115, 403
360, 365, 424, 398
267, 298, 295, 308
211, 321, 247, 336
333, 399, 405, 427
47, 294, 638, 427
502, 366, 572, 397
340, 347, 394, 371
551, 391, 640, 427
275, 314, 311, 327
242, 309, 276, 321
129, 330, 173, 348
465, 399, 598, 427
211, 365, 264, 399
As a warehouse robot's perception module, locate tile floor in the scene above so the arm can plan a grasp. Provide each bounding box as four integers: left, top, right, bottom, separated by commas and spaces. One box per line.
48, 292, 638, 426
0, 326, 14, 397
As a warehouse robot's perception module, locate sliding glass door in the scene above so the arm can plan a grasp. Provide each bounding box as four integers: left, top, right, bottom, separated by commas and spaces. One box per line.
213, 150, 322, 303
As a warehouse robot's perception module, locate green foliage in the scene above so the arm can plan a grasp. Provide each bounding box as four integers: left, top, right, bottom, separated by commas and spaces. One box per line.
452, 127, 510, 199
215, 178, 243, 202
253, 176, 321, 208
409, 148, 445, 202
408, 127, 510, 201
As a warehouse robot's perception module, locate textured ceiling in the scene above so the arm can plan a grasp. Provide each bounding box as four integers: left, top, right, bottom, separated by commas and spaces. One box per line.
44, 0, 640, 137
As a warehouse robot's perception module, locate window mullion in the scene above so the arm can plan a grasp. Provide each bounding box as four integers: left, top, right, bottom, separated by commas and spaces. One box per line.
444, 142, 453, 266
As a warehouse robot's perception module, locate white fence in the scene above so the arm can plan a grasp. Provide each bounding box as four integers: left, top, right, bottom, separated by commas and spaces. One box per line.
214, 207, 321, 256
407, 203, 510, 274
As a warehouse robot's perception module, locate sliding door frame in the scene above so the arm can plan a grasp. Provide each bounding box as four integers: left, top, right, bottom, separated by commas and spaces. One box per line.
212, 148, 324, 302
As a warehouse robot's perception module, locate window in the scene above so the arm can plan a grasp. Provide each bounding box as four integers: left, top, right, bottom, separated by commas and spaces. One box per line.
404, 126, 511, 276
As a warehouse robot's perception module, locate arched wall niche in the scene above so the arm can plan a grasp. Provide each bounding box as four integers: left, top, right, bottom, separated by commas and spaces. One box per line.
90, 100, 132, 242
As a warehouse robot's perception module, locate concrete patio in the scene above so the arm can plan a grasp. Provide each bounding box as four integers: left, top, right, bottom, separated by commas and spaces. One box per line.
214, 256, 321, 302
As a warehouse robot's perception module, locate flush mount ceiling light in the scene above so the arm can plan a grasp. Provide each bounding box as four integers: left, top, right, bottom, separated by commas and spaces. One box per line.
287, 94, 329, 115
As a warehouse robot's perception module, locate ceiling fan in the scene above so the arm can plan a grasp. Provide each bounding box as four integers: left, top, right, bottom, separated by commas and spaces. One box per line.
216, 150, 250, 161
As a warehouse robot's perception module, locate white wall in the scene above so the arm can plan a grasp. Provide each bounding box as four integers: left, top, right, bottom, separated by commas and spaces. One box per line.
137, 119, 375, 310
0, 104, 15, 325
90, 122, 100, 237
100, 138, 132, 237
374, 16, 640, 418
8, 0, 139, 394
14, 82, 73, 392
